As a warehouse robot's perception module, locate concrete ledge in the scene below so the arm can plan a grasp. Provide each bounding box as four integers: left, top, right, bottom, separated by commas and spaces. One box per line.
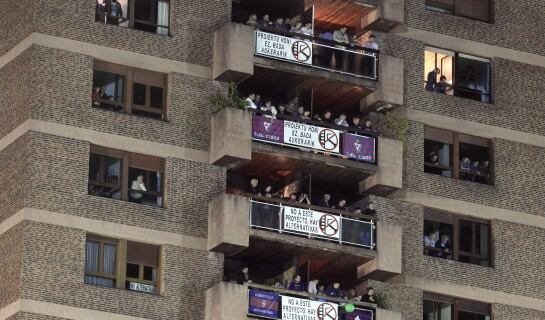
360, 136, 403, 195
376, 308, 402, 320
205, 282, 248, 320
210, 108, 253, 166
207, 194, 250, 255
362, 0, 404, 32
213, 23, 255, 82
363, 55, 404, 108
358, 221, 402, 281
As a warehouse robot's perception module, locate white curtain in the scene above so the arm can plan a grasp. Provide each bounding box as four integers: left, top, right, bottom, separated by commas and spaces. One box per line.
103, 243, 117, 275
85, 241, 99, 273
156, 1, 169, 35
84, 240, 116, 287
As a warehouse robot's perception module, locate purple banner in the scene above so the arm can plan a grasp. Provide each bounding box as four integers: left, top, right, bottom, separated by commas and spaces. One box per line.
248, 289, 279, 318
342, 133, 376, 163
345, 309, 373, 320
252, 115, 284, 143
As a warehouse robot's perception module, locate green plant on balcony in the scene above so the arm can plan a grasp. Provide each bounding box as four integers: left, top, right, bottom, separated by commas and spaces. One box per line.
209, 82, 248, 113
374, 290, 390, 309
378, 110, 409, 143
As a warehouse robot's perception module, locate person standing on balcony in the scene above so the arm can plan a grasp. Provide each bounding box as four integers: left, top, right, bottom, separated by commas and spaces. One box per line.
301, 22, 313, 36
351, 116, 362, 130
334, 199, 348, 211
363, 34, 379, 51
436, 234, 451, 259
316, 193, 331, 208
237, 266, 252, 284
274, 17, 287, 31
259, 14, 272, 28
363, 201, 376, 216
363, 119, 375, 132
254, 94, 262, 109
333, 26, 349, 44
361, 287, 376, 304
247, 178, 261, 196
326, 282, 341, 298
246, 14, 258, 27
333, 26, 349, 71
245, 93, 257, 110
334, 114, 349, 127
288, 275, 306, 291
425, 67, 441, 91
106, 0, 123, 25
129, 174, 147, 203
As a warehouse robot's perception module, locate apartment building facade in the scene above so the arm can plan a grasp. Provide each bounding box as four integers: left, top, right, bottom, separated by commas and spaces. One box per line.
0, 0, 544, 319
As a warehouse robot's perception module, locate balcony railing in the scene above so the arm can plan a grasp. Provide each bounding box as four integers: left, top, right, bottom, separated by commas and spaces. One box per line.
248, 284, 375, 320
250, 196, 376, 249
252, 113, 377, 164
254, 27, 379, 80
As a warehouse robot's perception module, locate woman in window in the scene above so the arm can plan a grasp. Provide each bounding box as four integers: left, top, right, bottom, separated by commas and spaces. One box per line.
130, 174, 147, 203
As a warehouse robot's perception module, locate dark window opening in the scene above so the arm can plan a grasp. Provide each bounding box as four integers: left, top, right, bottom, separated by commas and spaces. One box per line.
96, 0, 170, 36
424, 126, 493, 185
125, 241, 159, 294
424, 47, 491, 103
424, 294, 491, 320
425, 0, 491, 22
88, 145, 165, 207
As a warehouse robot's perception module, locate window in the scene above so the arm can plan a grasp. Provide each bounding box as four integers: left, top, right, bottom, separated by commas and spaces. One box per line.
423, 293, 491, 320
88, 145, 165, 207
96, 0, 170, 35
424, 209, 491, 267
424, 47, 491, 103
92, 61, 168, 120
425, 0, 491, 22
85, 235, 161, 294
424, 126, 492, 185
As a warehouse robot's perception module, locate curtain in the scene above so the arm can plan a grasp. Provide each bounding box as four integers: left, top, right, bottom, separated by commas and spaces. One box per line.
156, 1, 169, 35
85, 240, 99, 273
103, 243, 117, 275
84, 240, 116, 288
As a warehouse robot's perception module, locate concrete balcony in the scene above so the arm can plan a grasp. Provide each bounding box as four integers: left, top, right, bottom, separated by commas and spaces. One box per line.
205, 282, 402, 320
210, 108, 404, 193
207, 193, 402, 280
212, 23, 403, 107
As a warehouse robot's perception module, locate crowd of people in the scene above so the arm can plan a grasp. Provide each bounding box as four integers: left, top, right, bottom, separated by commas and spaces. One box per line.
248, 178, 376, 217
424, 230, 451, 259
245, 93, 378, 133
238, 267, 378, 304
246, 13, 379, 51
427, 152, 490, 184
95, 0, 125, 25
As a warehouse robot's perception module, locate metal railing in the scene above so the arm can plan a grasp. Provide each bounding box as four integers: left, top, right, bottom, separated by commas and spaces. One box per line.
254, 28, 379, 80
247, 284, 375, 320
249, 198, 376, 250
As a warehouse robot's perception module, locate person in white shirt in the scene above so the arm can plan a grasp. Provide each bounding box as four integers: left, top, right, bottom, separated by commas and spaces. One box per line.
300, 22, 313, 36
363, 34, 379, 51
245, 93, 257, 110
334, 114, 349, 127
130, 174, 147, 203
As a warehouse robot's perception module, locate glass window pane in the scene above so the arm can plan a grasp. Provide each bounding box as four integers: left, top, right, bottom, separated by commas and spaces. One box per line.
150, 86, 163, 109
455, 56, 491, 102
459, 220, 473, 252
92, 70, 124, 103
89, 154, 101, 181
85, 275, 115, 287
424, 139, 453, 177
476, 223, 489, 256
439, 303, 452, 320
103, 243, 117, 275
133, 83, 147, 106
143, 266, 157, 281
134, 0, 154, 22
459, 311, 487, 320
85, 240, 100, 273
126, 263, 140, 278
423, 300, 435, 320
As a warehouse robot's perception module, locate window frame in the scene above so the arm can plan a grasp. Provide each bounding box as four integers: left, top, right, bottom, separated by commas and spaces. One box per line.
85, 235, 119, 282
424, 293, 492, 320
424, 208, 493, 267
425, 0, 493, 23
424, 126, 493, 185
424, 46, 492, 103
129, 0, 171, 35
85, 234, 162, 295
89, 145, 165, 207
93, 60, 169, 121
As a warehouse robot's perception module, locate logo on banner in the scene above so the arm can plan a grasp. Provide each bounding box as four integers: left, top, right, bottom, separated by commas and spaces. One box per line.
317, 303, 338, 320
263, 122, 272, 131
319, 214, 339, 236
292, 41, 311, 62
318, 129, 339, 150
354, 141, 362, 152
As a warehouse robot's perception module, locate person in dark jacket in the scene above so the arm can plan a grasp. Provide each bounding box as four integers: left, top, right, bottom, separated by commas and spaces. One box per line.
316, 193, 331, 208
247, 178, 261, 196
106, 0, 123, 25
288, 275, 306, 291
326, 282, 341, 298
425, 67, 440, 91
363, 201, 376, 216
237, 266, 252, 284
436, 234, 451, 259
361, 287, 376, 304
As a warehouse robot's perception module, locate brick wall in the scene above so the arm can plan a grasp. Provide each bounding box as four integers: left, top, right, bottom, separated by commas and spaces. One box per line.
381, 34, 545, 137
0, 134, 28, 224
0, 0, 32, 56
7, 314, 69, 320
30, 45, 221, 151
405, 0, 545, 56
24, 131, 225, 238
19, 221, 223, 319
367, 280, 423, 320
0, 48, 31, 139
0, 223, 24, 309
402, 121, 545, 218
31, 0, 231, 66
492, 304, 545, 320
372, 195, 545, 301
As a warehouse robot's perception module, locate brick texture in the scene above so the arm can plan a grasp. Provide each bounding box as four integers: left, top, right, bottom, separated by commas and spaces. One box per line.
0, 223, 24, 309
0, 48, 31, 139
29, 45, 220, 151
372, 195, 545, 301
381, 34, 545, 137
0, 134, 28, 224
7, 314, 69, 320
0, 0, 32, 56
402, 121, 545, 218
23, 131, 225, 238
32, 0, 231, 66
405, 0, 545, 55
492, 304, 545, 320
367, 280, 423, 320
19, 221, 223, 319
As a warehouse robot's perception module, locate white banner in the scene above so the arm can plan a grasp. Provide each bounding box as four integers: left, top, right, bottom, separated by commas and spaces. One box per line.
281, 295, 339, 320
283, 206, 341, 239
255, 31, 313, 65
129, 282, 155, 294
283, 121, 341, 153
